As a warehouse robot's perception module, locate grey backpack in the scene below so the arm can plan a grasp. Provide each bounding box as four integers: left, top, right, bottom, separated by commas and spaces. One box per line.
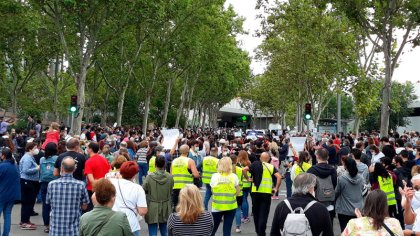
315, 175, 335, 202
281, 199, 317, 236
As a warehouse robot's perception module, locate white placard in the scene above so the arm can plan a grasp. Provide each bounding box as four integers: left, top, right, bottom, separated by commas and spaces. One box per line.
161, 129, 180, 150
287, 137, 307, 156
234, 131, 242, 137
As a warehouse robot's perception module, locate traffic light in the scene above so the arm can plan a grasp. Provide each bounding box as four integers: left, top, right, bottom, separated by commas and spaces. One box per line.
304, 103, 312, 120
70, 95, 77, 113
241, 115, 248, 122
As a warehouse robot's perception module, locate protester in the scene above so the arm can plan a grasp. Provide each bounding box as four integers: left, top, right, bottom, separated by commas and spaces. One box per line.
105, 155, 127, 179
170, 144, 200, 210
370, 144, 385, 164
47, 156, 90, 235
342, 190, 403, 235
136, 140, 149, 185
148, 146, 164, 174
54, 138, 86, 181
167, 184, 213, 236
79, 179, 133, 236
307, 148, 338, 224
290, 151, 311, 182
143, 156, 174, 236
41, 122, 60, 150
19, 142, 40, 230
39, 142, 59, 232
84, 142, 111, 211
0, 148, 20, 236
243, 152, 281, 236
238, 150, 252, 223
210, 157, 240, 236
231, 154, 244, 233
202, 147, 219, 211
335, 157, 365, 232
351, 148, 369, 185
270, 173, 334, 236
110, 161, 148, 236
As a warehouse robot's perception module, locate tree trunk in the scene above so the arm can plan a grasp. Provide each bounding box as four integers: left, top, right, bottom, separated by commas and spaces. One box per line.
175, 77, 188, 128
201, 106, 207, 128
380, 38, 392, 137
116, 92, 126, 127
142, 92, 151, 133
161, 77, 174, 128
101, 88, 109, 127
353, 116, 361, 136
72, 71, 87, 135
11, 91, 17, 114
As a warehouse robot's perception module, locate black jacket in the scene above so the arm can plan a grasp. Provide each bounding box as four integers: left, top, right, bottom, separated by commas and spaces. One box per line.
270, 194, 334, 236
307, 163, 338, 188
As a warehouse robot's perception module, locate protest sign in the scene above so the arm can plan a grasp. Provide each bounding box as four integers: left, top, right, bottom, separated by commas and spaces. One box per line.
287, 137, 307, 156
161, 129, 180, 150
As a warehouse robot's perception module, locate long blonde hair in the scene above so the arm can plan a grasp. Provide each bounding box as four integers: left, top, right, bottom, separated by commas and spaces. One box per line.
49, 122, 60, 131
218, 157, 232, 174
176, 184, 204, 224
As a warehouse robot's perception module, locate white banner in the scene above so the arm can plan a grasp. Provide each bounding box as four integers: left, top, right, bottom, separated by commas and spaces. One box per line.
161, 129, 180, 150
287, 137, 306, 156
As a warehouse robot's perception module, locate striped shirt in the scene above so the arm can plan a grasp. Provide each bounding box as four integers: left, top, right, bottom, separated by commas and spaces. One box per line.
136, 148, 148, 164
167, 211, 214, 236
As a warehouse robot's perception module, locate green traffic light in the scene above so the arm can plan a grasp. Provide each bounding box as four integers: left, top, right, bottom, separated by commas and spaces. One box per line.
304, 114, 311, 120
70, 106, 77, 112
241, 115, 247, 121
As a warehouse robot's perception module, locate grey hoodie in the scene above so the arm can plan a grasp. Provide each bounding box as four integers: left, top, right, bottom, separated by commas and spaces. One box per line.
335, 172, 364, 216
356, 162, 369, 185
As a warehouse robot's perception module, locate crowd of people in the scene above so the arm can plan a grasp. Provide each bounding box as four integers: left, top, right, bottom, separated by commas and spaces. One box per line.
0, 120, 419, 236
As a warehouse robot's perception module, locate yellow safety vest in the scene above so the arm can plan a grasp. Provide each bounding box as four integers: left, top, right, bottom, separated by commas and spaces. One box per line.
172, 157, 193, 189
252, 162, 274, 194
212, 174, 238, 211
235, 166, 243, 197
294, 162, 311, 177
202, 156, 219, 184
148, 156, 156, 174
242, 164, 252, 188
378, 175, 396, 206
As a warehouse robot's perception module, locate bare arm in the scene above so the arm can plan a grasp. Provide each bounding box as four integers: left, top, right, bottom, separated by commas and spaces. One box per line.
170, 138, 180, 155
242, 166, 250, 180
274, 172, 281, 192
137, 207, 148, 216
188, 159, 200, 178
53, 168, 60, 177
87, 174, 95, 186
403, 188, 416, 225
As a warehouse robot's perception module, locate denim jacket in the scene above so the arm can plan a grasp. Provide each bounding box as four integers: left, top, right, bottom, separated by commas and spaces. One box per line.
19, 153, 39, 181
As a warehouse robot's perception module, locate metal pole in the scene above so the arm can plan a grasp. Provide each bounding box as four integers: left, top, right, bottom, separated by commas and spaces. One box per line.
70, 113, 74, 134
337, 93, 342, 134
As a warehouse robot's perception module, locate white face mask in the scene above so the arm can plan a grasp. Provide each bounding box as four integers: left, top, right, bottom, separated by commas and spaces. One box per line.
32, 148, 39, 156
415, 191, 420, 201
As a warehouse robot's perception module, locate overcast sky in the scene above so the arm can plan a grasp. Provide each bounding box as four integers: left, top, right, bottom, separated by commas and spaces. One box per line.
225, 0, 420, 84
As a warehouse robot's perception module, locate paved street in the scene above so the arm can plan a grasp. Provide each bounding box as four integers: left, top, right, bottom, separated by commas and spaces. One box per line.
3, 180, 341, 236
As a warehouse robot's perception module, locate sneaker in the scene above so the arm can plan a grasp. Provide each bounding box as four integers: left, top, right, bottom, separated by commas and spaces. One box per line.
241, 218, 250, 223
31, 211, 39, 216
235, 227, 241, 233
271, 196, 280, 200
21, 223, 37, 230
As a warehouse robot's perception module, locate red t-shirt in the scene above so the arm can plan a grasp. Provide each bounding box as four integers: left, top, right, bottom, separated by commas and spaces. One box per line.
84, 154, 111, 190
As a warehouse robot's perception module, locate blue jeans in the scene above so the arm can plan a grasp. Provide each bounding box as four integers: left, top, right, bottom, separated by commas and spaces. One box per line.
211, 209, 236, 236
148, 223, 168, 236
133, 230, 140, 236
138, 162, 148, 185
0, 200, 14, 236
204, 184, 212, 211
285, 172, 293, 198
40, 182, 51, 226
241, 188, 250, 218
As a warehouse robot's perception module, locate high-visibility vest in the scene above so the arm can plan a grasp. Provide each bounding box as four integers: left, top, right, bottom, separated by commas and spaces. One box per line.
235, 166, 243, 197
294, 162, 311, 177
148, 156, 156, 174
242, 164, 252, 188
252, 162, 274, 194
172, 157, 193, 189
378, 175, 396, 206
202, 156, 219, 184
212, 174, 238, 211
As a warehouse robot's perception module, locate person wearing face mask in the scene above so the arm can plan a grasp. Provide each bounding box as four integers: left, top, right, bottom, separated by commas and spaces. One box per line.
270, 173, 334, 236
188, 140, 203, 188
19, 142, 41, 230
